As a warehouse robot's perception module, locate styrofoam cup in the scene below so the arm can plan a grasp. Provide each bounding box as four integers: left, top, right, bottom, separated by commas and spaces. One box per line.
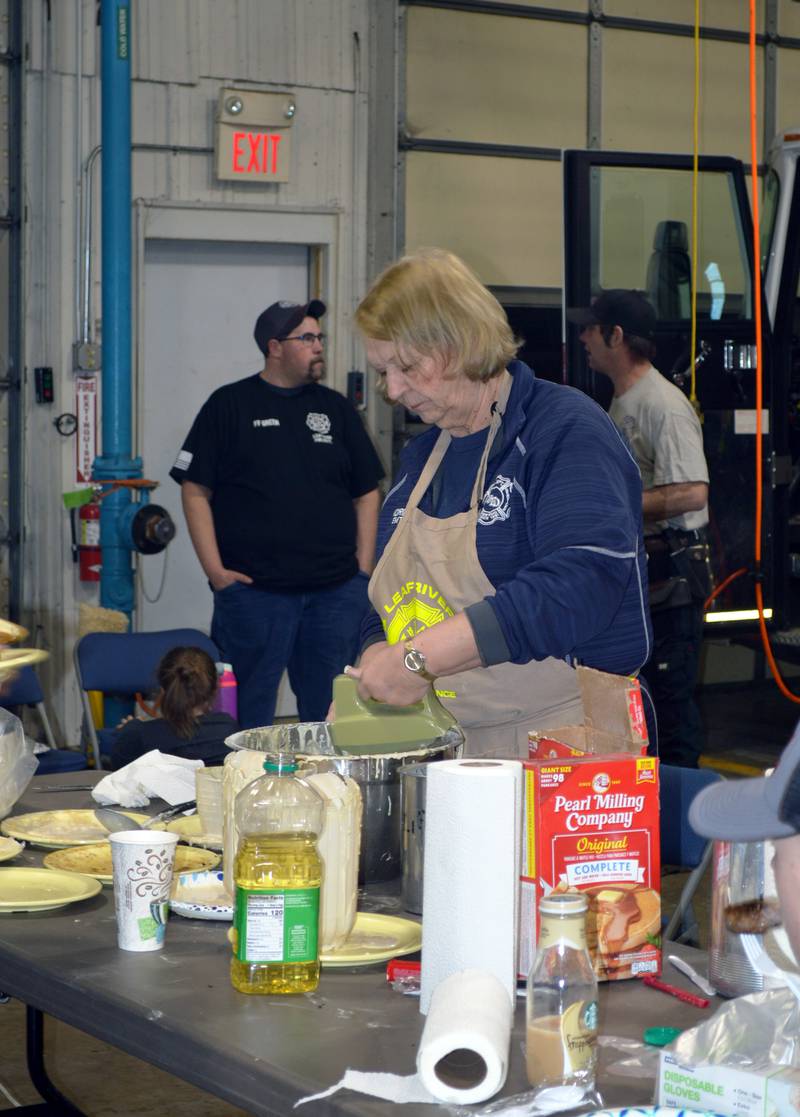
195, 766, 224, 838
109, 830, 180, 951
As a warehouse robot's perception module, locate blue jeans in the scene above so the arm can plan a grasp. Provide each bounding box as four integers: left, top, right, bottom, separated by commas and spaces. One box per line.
211, 572, 370, 728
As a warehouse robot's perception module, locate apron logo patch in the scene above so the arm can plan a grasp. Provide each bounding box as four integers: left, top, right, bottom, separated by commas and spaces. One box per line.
306, 411, 332, 443
380, 582, 455, 645
478, 475, 513, 526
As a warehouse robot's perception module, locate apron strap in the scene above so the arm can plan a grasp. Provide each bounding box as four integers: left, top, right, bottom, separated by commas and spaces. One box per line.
468, 370, 513, 508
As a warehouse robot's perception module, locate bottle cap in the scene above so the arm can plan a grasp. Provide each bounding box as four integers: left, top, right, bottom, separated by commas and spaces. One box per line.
263, 757, 297, 774
539, 892, 588, 916
643, 1026, 683, 1047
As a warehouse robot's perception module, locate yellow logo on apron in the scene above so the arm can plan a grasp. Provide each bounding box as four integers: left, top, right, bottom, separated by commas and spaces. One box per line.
381, 582, 455, 646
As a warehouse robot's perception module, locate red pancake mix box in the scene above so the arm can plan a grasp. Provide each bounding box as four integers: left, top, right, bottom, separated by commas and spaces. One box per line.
519, 754, 661, 983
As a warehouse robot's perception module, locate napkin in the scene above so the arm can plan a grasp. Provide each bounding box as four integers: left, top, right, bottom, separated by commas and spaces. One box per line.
92, 750, 202, 808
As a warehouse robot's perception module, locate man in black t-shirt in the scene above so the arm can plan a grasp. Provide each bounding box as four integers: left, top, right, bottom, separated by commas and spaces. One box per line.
170, 299, 384, 728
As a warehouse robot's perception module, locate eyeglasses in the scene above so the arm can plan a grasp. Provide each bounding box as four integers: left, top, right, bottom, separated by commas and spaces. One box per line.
278, 332, 327, 346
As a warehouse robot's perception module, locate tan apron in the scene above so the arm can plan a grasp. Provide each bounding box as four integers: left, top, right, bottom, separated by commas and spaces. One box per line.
368, 372, 582, 758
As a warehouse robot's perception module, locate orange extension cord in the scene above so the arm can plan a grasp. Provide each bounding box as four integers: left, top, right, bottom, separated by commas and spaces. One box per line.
700, 3, 799, 700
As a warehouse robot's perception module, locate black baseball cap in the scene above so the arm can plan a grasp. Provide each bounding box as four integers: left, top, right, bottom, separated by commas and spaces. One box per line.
254, 299, 326, 355
566, 290, 656, 340
689, 721, 800, 842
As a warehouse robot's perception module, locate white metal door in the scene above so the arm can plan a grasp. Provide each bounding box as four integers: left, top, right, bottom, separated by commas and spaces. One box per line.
140, 238, 310, 714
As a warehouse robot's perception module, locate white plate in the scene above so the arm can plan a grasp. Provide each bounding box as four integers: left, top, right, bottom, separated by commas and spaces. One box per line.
170, 869, 232, 921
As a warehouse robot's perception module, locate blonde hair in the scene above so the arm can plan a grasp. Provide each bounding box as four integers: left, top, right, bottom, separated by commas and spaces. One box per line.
354, 248, 519, 383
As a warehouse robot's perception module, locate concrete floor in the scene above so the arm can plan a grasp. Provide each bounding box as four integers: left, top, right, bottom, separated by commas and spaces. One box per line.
0, 998, 250, 1115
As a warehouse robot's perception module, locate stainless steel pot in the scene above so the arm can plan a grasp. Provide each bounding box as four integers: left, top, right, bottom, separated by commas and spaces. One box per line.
400, 763, 428, 914
226, 722, 461, 884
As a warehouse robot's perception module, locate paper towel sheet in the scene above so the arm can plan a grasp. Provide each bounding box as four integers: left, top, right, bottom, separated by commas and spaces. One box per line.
294, 969, 512, 1109
421, 758, 521, 1014
92, 750, 202, 807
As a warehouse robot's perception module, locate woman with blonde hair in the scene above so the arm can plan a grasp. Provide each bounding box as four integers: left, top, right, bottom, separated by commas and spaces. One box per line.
346, 248, 652, 757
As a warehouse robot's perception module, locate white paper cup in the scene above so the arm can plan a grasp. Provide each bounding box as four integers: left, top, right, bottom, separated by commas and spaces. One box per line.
195, 766, 224, 838
109, 830, 180, 952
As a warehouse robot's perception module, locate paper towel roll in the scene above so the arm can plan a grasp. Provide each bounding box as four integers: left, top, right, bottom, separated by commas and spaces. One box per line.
417, 968, 512, 1104
294, 968, 512, 1109
420, 758, 521, 1014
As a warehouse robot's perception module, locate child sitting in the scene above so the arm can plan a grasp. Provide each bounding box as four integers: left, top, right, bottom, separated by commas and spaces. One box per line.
108, 646, 239, 770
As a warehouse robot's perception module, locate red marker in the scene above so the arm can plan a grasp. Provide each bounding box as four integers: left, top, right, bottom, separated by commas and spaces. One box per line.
642, 974, 710, 1009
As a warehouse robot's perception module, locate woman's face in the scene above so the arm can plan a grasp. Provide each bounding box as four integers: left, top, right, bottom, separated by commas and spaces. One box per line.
773, 832, 800, 964
364, 337, 480, 434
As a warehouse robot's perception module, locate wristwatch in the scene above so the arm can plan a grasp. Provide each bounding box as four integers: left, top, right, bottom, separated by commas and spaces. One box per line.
403, 643, 437, 683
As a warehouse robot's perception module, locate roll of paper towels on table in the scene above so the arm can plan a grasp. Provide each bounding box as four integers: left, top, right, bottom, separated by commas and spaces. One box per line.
293, 968, 512, 1108
420, 758, 521, 1014
417, 968, 513, 1104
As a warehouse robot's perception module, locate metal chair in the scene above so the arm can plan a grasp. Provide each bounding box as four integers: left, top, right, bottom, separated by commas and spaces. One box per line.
1, 665, 57, 750
660, 763, 722, 943
0, 664, 91, 774
73, 628, 219, 770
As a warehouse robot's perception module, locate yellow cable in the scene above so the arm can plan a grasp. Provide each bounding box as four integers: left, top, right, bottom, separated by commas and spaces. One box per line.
689, 0, 701, 411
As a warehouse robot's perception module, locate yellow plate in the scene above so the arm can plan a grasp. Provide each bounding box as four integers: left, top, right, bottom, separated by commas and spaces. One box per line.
0, 867, 102, 912
152, 814, 222, 851
43, 841, 220, 885
0, 836, 23, 863
1, 809, 150, 848
320, 912, 421, 969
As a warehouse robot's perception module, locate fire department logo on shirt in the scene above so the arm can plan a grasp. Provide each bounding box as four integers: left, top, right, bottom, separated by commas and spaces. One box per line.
306, 412, 332, 443
478, 475, 513, 526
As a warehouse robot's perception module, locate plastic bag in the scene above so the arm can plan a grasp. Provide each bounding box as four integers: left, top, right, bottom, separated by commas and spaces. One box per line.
0, 707, 38, 819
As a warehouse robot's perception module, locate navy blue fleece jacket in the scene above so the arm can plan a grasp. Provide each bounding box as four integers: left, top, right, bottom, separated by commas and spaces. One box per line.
361, 361, 652, 675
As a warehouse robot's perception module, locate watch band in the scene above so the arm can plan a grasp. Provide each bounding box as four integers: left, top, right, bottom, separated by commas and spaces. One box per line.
403, 643, 437, 683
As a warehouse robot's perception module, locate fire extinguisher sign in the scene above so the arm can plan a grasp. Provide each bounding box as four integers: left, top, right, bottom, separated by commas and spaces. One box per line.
76, 377, 97, 483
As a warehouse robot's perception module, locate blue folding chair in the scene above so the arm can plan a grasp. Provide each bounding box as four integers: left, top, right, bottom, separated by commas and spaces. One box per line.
1, 665, 89, 773
74, 628, 219, 770
660, 763, 722, 943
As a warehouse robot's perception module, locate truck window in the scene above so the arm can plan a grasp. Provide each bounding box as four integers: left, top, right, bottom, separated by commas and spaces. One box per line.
588, 165, 751, 322
760, 168, 780, 277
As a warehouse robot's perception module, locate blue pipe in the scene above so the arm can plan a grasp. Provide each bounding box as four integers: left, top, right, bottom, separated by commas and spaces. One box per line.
94, 0, 141, 621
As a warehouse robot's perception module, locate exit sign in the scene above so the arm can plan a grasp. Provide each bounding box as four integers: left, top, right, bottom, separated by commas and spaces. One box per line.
215, 88, 294, 184
217, 127, 290, 182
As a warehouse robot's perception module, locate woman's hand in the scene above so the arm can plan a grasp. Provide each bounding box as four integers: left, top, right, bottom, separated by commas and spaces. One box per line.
346, 642, 430, 707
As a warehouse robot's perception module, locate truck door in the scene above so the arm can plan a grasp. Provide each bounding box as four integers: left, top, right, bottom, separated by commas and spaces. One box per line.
563, 150, 784, 633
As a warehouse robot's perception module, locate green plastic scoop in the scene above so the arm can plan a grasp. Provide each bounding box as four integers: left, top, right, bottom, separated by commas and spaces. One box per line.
329, 673, 460, 756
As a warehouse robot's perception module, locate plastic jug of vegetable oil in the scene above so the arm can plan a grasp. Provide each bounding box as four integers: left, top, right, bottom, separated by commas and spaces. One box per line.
230, 752, 324, 995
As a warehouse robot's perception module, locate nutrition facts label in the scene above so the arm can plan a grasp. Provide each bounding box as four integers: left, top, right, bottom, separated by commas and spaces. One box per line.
245, 893, 285, 961
234, 887, 320, 964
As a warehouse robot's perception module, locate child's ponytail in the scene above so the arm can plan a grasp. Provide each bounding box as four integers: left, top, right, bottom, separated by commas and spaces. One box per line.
158, 646, 218, 739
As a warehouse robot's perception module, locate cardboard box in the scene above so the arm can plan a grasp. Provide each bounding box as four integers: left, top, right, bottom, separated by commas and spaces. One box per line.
519, 753, 660, 982
657, 1051, 800, 1117
529, 666, 649, 760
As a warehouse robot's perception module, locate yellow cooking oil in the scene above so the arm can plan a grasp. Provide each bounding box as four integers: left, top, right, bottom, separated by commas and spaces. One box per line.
231, 832, 322, 994
230, 752, 325, 995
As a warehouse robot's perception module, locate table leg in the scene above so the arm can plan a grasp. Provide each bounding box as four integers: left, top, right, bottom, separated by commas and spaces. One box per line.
18, 1006, 87, 1117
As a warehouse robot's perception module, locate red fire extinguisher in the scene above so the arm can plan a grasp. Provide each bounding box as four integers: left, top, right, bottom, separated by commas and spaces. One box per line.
78, 500, 101, 582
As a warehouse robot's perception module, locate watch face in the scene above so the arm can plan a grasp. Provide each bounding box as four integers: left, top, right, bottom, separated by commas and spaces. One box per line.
404, 649, 425, 673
